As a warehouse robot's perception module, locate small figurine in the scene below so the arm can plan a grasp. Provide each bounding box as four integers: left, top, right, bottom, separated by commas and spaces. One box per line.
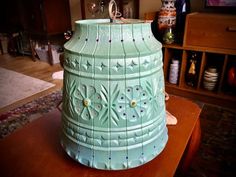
186, 52, 197, 87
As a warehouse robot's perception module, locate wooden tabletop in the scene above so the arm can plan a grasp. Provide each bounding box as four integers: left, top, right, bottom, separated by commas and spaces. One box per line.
0, 96, 201, 177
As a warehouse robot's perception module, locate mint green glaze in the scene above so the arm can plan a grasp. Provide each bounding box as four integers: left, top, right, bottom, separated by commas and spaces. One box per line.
61, 19, 168, 170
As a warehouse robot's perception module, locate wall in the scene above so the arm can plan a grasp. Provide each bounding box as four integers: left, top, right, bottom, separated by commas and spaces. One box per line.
69, 0, 82, 30
69, 0, 162, 25
139, 0, 203, 18
68, 0, 236, 30
191, 0, 236, 13
69, 0, 109, 30
139, 0, 161, 19
68, 0, 204, 25
139, 0, 206, 18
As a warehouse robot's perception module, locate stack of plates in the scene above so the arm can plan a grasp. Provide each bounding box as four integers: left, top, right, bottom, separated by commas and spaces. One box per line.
169, 59, 179, 84
203, 67, 218, 91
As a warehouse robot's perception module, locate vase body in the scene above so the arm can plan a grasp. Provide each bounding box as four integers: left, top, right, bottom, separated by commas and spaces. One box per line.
228, 66, 236, 88
203, 67, 218, 91
169, 58, 180, 84
158, 0, 176, 30
61, 19, 168, 170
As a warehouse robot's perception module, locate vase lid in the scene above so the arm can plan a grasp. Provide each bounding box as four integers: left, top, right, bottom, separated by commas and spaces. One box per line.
75, 19, 147, 26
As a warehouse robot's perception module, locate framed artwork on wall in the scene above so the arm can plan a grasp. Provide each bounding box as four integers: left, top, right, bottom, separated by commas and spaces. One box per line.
206, 0, 236, 7
80, 0, 139, 19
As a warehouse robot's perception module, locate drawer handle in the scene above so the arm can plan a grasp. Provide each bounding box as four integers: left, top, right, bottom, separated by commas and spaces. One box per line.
226, 27, 236, 32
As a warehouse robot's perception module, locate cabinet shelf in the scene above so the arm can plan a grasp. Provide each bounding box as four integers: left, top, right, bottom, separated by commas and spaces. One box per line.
164, 47, 236, 108
163, 44, 236, 56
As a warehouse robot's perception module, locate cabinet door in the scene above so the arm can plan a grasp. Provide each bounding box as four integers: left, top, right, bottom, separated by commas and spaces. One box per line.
43, 0, 71, 34
26, 0, 71, 35
184, 13, 236, 50
26, 0, 46, 34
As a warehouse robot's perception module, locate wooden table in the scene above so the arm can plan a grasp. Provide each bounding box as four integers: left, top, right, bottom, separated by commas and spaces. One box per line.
0, 96, 201, 177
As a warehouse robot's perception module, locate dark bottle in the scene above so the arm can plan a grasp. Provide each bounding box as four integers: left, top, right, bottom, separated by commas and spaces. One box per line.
175, 0, 190, 43
186, 52, 197, 87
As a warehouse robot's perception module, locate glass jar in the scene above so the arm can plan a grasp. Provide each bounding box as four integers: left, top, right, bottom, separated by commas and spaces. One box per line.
163, 27, 175, 44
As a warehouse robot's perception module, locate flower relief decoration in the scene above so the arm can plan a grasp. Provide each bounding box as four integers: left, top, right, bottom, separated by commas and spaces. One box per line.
63, 77, 164, 125
63, 78, 102, 120
117, 85, 149, 122
73, 84, 103, 121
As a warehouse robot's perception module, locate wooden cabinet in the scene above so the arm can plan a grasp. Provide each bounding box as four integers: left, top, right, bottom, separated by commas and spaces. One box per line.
22, 0, 71, 64
0, 0, 71, 63
163, 13, 236, 108
0, 0, 71, 35
183, 12, 236, 50
25, 0, 71, 35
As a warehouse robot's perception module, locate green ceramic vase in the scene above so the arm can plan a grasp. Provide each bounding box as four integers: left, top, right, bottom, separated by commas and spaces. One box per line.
61, 19, 168, 170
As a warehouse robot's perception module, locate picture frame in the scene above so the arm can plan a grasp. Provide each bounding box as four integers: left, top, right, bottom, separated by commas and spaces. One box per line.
80, 0, 139, 19
205, 0, 236, 7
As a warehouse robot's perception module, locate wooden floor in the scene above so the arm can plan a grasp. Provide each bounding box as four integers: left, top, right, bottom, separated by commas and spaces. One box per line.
0, 54, 63, 113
